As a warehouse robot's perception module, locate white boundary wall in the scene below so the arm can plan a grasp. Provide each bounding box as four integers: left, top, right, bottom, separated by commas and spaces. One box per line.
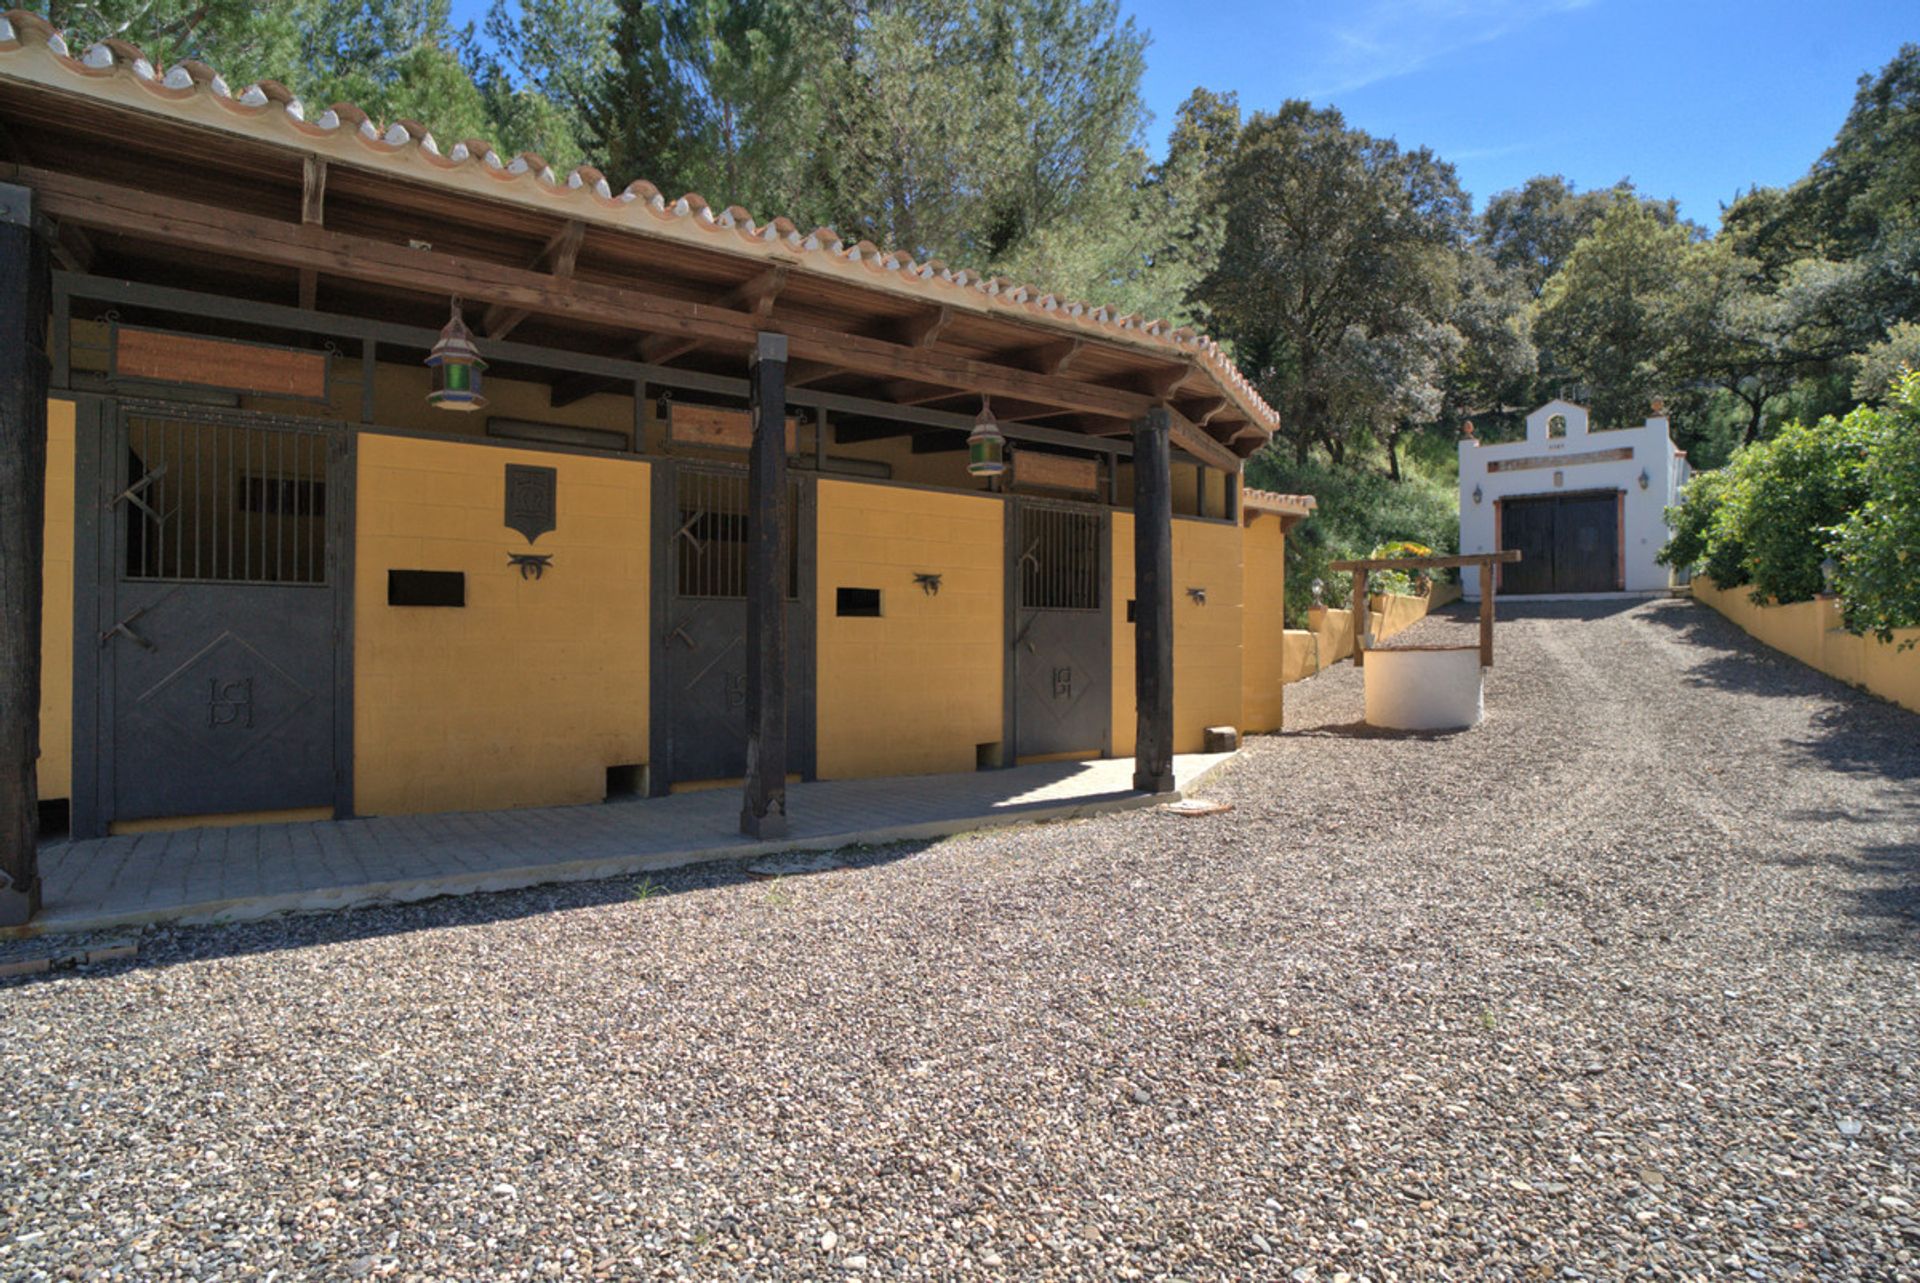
1458, 400, 1690, 598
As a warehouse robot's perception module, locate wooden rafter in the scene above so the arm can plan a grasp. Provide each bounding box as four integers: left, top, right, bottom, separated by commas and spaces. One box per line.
297, 156, 326, 310
484, 218, 584, 340
551, 262, 790, 404
893, 304, 952, 348
15, 164, 1192, 430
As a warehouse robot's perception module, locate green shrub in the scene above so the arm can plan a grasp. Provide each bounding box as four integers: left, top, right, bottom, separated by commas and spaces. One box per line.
1245, 454, 1458, 625
1365, 540, 1436, 598
1828, 372, 1920, 644
1662, 376, 1920, 636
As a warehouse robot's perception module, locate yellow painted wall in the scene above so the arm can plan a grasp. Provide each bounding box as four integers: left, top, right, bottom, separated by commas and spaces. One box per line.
1241, 513, 1288, 733
815, 480, 1005, 777
1172, 519, 1245, 753
38, 400, 76, 802
1111, 515, 1251, 753
1111, 511, 1136, 758
354, 434, 650, 814
1694, 578, 1920, 715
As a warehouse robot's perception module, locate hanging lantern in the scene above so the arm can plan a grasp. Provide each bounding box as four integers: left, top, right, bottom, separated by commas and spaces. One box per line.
426, 299, 487, 411
967, 395, 1005, 476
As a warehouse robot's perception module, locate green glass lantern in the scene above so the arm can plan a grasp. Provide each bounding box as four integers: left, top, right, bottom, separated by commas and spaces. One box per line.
426, 299, 487, 412
967, 395, 1005, 476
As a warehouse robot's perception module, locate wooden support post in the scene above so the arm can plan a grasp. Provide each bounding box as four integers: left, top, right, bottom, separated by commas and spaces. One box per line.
0, 182, 48, 925
1132, 405, 1175, 794
1352, 570, 1369, 669
741, 332, 790, 839
1479, 556, 1496, 668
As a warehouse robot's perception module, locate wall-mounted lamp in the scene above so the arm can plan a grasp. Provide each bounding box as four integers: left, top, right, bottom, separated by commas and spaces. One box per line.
1637, 468, 1651, 490
1471, 484, 1483, 505
1310, 578, 1324, 605
1187, 587, 1207, 605
1821, 556, 1838, 594
914, 572, 942, 596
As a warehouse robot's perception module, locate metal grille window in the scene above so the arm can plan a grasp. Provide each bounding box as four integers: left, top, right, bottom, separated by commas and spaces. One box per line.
1019, 506, 1101, 611
121, 414, 330, 585
674, 469, 799, 599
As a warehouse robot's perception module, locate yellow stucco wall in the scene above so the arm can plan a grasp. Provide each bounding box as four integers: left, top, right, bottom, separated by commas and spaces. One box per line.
1110, 511, 1136, 758
1694, 578, 1920, 715
354, 434, 650, 814
815, 480, 1005, 778
1241, 514, 1288, 733
1172, 519, 1245, 753
38, 400, 76, 802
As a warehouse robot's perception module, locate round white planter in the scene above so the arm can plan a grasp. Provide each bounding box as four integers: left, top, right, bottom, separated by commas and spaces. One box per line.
1363, 647, 1484, 731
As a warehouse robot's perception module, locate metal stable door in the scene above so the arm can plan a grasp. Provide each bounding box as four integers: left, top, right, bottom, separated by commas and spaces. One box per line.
655, 465, 814, 788
98, 408, 345, 823
1011, 501, 1111, 760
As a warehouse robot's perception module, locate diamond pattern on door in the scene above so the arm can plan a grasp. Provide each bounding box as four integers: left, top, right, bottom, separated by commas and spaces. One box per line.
129, 631, 318, 765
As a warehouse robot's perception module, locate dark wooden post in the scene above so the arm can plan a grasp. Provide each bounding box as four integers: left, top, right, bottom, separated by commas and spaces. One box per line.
1351, 570, 1369, 668
1132, 405, 1175, 793
1478, 555, 1496, 668
741, 332, 790, 838
0, 182, 49, 925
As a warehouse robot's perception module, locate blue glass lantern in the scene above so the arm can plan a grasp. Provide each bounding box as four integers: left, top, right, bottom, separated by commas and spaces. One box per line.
426, 300, 487, 411
967, 395, 1005, 476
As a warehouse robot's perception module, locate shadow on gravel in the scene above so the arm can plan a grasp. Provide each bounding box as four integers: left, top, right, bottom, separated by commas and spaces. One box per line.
1645, 600, 1920, 946
1, 839, 938, 987
1285, 719, 1474, 741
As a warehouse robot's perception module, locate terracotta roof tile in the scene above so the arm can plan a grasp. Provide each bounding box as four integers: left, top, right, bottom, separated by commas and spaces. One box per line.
1242, 489, 1317, 518
0, 10, 1278, 439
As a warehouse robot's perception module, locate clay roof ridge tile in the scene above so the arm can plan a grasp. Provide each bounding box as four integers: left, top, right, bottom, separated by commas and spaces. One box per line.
0, 11, 1282, 434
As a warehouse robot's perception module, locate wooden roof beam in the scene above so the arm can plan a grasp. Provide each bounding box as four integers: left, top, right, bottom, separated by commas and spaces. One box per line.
892, 304, 953, 348
485, 218, 585, 340
15, 165, 1158, 423
298, 156, 326, 311
552, 264, 786, 403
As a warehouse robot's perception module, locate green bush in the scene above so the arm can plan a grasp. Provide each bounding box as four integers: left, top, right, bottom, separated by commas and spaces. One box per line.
1245, 454, 1458, 625
1661, 374, 1920, 639
1828, 372, 1920, 644
1364, 540, 1436, 598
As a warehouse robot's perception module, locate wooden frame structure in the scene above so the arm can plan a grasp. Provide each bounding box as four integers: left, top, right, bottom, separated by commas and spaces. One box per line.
0, 21, 1285, 920
1330, 551, 1523, 669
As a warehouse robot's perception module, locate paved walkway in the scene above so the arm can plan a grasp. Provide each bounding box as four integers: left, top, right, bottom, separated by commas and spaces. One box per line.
25, 754, 1231, 934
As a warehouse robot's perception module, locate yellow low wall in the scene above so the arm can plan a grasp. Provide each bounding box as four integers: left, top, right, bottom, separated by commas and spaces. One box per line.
1693, 578, 1920, 715
1284, 585, 1460, 686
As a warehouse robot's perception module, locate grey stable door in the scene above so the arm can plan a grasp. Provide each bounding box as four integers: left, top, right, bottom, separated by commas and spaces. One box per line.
98, 408, 345, 823
1011, 501, 1110, 760
654, 465, 814, 789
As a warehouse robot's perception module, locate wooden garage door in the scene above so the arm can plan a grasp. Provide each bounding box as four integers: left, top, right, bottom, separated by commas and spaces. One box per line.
1499, 493, 1619, 594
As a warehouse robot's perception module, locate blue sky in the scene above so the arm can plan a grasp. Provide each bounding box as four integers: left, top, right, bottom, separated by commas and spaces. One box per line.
457, 0, 1913, 227
1123, 0, 1914, 225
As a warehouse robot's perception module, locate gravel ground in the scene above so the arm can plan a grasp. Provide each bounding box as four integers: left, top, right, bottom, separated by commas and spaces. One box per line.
4, 597, 1918, 1282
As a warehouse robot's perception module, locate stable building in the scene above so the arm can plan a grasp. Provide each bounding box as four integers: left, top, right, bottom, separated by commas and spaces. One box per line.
0, 16, 1311, 924
1458, 399, 1690, 598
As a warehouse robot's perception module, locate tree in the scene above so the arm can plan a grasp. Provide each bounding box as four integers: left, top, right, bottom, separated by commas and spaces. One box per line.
1483, 175, 1685, 296
1852, 321, 1920, 403
1532, 198, 1707, 428
1196, 101, 1470, 465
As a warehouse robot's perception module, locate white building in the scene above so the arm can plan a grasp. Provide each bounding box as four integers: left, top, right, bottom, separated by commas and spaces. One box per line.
1458, 400, 1690, 599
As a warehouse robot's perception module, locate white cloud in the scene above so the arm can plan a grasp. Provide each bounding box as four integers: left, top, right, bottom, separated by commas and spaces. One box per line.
1300, 0, 1596, 96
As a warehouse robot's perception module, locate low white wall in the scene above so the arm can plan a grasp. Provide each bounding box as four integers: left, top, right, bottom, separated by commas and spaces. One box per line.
1363, 648, 1484, 731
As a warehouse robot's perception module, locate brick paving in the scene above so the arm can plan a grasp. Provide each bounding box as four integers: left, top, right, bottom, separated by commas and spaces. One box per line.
26, 753, 1231, 933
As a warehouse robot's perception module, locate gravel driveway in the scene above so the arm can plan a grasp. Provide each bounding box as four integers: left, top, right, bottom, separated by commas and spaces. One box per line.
4, 597, 1917, 1281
